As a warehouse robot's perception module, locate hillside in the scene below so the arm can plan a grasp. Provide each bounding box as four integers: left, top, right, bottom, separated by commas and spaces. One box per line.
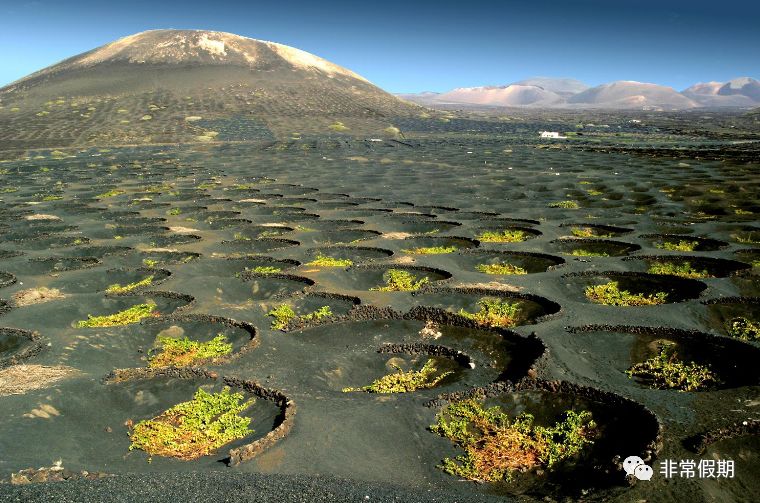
0, 30, 418, 149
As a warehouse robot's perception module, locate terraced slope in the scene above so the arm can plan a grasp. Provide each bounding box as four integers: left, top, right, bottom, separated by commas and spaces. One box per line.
0, 30, 419, 148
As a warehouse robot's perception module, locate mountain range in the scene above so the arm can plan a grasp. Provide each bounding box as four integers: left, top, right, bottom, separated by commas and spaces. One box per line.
398, 77, 760, 110
0, 29, 757, 151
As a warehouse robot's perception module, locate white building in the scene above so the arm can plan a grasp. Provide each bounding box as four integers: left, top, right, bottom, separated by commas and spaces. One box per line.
539, 131, 567, 139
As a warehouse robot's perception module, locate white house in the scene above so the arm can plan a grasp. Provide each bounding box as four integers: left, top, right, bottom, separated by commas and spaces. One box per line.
539, 131, 567, 139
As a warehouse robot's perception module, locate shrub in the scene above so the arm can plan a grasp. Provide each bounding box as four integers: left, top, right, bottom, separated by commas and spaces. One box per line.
733, 233, 759, 245
647, 261, 711, 279
626, 342, 717, 391
343, 359, 452, 393
458, 298, 521, 328
301, 305, 332, 323
329, 122, 349, 132
431, 400, 597, 482
148, 334, 233, 367
129, 387, 253, 460
267, 305, 296, 330
76, 303, 158, 328
570, 227, 596, 238
655, 240, 699, 252
585, 281, 667, 306
569, 249, 609, 257
403, 246, 457, 254
96, 189, 125, 199
475, 263, 528, 275
106, 275, 154, 294
267, 304, 332, 330
477, 230, 528, 243
370, 269, 429, 292
726, 317, 760, 341
307, 254, 353, 267
548, 201, 579, 209
250, 266, 281, 274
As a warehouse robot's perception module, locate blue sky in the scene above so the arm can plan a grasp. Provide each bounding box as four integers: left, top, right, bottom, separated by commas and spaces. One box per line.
1, 0, 758, 92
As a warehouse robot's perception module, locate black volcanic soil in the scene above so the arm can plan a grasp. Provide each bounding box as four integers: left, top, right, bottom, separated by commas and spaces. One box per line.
0, 111, 758, 503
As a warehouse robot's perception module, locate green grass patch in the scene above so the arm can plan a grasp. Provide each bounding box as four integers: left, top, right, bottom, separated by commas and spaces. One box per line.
647, 261, 711, 279
431, 400, 597, 482
477, 230, 529, 243
148, 334, 233, 368
626, 342, 717, 391
342, 359, 452, 393
106, 275, 154, 294
129, 387, 253, 460
370, 269, 429, 292
585, 281, 667, 306
475, 263, 528, 275
76, 302, 157, 328
458, 298, 522, 328
306, 254, 353, 267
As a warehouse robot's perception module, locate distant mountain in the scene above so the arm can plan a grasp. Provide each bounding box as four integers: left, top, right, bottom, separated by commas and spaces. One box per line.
396, 91, 441, 105
567, 81, 697, 109
718, 77, 760, 101
683, 81, 757, 107
511, 77, 589, 97
0, 29, 415, 148
401, 77, 585, 107
683, 81, 724, 96
436, 84, 564, 107
398, 76, 759, 110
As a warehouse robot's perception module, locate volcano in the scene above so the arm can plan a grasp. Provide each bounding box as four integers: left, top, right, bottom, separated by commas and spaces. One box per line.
0, 30, 416, 148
